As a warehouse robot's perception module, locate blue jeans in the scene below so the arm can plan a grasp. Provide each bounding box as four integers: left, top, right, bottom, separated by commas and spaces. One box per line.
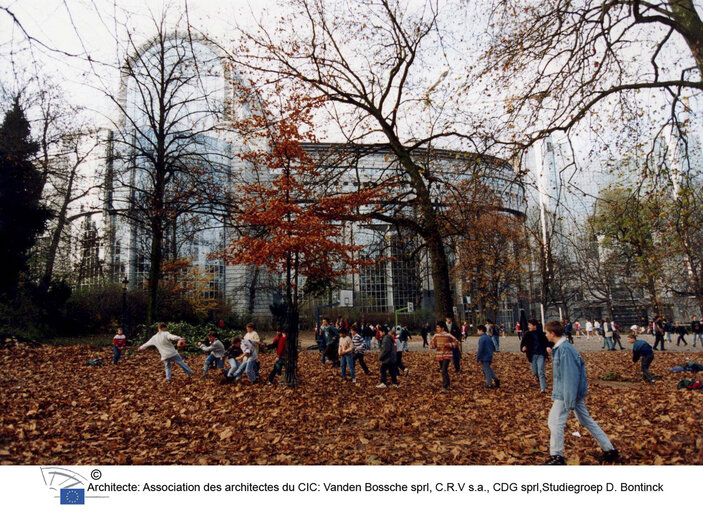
113, 346, 122, 365
548, 399, 614, 456
363, 336, 372, 350
602, 336, 613, 350
531, 355, 546, 391
480, 361, 497, 387
318, 339, 327, 363
163, 354, 193, 382
340, 353, 355, 379
692, 333, 703, 347
227, 358, 242, 377
231, 359, 257, 382
203, 354, 224, 375
492, 336, 500, 351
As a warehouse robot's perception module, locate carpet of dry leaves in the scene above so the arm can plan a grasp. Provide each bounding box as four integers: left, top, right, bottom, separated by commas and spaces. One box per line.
0, 344, 701, 465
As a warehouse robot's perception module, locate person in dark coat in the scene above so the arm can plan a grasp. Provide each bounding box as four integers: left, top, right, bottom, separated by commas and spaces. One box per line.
376, 325, 398, 388
445, 316, 462, 373
520, 318, 554, 392
420, 322, 431, 348
629, 333, 655, 383
476, 325, 499, 388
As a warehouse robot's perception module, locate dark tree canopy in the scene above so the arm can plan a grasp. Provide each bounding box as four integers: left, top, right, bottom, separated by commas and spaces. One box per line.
0, 98, 50, 296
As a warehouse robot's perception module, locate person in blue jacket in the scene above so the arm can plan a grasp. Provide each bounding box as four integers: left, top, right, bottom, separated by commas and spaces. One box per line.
543, 320, 618, 465
476, 324, 499, 388
628, 333, 655, 383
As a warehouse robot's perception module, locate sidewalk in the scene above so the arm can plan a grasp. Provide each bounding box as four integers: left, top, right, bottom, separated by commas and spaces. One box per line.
289, 332, 703, 353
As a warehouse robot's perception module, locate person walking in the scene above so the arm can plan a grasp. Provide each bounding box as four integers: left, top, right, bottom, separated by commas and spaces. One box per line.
420, 322, 430, 348
542, 320, 618, 465
690, 316, 703, 348
520, 319, 553, 393
653, 315, 666, 351
376, 325, 398, 388
676, 324, 688, 346
430, 320, 459, 391
601, 318, 614, 351
350, 324, 371, 376
476, 325, 499, 388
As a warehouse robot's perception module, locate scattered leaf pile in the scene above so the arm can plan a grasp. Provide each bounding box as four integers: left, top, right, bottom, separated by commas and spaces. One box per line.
0, 345, 701, 465
598, 371, 638, 382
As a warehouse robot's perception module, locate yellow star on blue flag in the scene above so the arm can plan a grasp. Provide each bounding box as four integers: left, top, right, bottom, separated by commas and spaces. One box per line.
60, 488, 85, 505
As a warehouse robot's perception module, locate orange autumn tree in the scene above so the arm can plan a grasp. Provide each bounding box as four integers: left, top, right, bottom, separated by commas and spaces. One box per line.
222, 91, 381, 386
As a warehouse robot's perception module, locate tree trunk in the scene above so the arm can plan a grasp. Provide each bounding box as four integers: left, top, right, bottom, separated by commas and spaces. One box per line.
41, 167, 77, 287
147, 221, 163, 325
284, 251, 299, 387
426, 228, 453, 320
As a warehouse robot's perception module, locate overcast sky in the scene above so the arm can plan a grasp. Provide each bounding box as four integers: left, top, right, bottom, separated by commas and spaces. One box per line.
2, 0, 702, 219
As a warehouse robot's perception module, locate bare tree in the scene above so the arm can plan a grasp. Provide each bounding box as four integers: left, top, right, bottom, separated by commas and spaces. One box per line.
481, 0, 703, 147
105, 10, 232, 323
210, 0, 507, 319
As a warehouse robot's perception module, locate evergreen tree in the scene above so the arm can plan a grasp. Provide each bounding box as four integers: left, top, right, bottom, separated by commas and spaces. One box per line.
0, 98, 50, 296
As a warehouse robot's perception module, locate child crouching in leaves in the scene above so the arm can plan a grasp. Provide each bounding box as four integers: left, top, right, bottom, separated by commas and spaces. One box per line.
224, 337, 243, 379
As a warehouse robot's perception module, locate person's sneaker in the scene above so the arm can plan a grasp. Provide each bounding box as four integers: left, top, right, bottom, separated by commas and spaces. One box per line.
494, 378, 500, 388
600, 449, 619, 463
376, 383, 387, 388
266, 381, 272, 386
543, 455, 566, 465
403, 368, 409, 376
392, 384, 399, 388
352, 378, 357, 383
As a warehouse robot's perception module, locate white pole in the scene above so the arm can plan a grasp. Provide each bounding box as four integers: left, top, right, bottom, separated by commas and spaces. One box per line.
559, 306, 563, 322
540, 303, 545, 327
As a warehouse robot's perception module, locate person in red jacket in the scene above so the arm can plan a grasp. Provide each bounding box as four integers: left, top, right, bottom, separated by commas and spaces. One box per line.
267, 327, 287, 385
113, 327, 127, 365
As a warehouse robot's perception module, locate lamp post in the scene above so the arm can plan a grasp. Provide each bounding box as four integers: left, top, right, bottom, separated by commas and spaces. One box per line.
121, 276, 129, 332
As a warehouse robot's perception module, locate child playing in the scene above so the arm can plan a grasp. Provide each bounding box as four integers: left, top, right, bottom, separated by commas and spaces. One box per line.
338, 328, 356, 382
113, 327, 127, 365
267, 327, 287, 385
430, 320, 459, 391
225, 337, 243, 378
138, 323, 193, 382
543, 320, 618, 465
629, 333, 655, 383
198, 330, 225, 377
231, 323, 259, 382
476, 324, 499, 388
350, 324, 371, 375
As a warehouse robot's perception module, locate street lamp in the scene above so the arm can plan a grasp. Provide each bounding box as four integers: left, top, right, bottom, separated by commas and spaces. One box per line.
121, 276, 129, 332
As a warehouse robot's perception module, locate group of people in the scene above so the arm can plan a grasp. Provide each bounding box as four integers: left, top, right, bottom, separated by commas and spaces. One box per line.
127, 313, 683, 464
314, 315, 504, 392
135, 322, 289, 385
132, 317, 626, 464
649, 315, 703, 350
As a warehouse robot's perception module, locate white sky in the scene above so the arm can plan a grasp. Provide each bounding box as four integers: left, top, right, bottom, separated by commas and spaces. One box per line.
2, 0, 702, 217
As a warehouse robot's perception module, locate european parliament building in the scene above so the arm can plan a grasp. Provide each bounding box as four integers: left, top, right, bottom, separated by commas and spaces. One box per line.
92, 34, 527, 323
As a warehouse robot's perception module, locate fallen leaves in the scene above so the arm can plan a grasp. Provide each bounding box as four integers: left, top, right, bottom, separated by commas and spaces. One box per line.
0, 344, 701, 465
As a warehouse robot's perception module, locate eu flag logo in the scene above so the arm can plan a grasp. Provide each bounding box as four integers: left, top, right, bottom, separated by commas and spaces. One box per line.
60, 488, 85, 505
